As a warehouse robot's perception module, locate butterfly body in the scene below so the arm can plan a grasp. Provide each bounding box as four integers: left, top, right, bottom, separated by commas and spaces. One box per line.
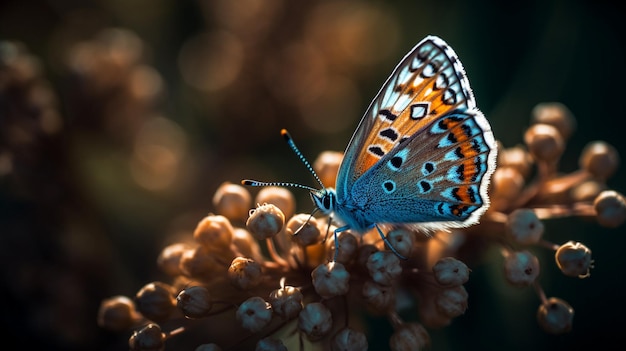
245, 35, 497, 258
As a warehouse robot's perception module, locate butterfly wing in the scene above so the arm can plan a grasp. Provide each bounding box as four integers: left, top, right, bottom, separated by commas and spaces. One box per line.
351, 109, 496, 231
337, 36, 478, 196
335, 35, 497, 230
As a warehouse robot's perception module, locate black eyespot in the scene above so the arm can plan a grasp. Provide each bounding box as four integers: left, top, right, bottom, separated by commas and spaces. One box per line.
424, 162, 434, 174
461, 123, 473, 137
380, 128, 399, 141
454, 147, 464, 159
390, 156, 403, 169
379, 109, 398, 121
369, 146, 385, 157
468, 186, 477, 203
447, 132, 457, 144
472, 139, 482, 152
438, 119, 448, 130
472, 157, 482, 182
383, 180, 395, 193
456, 164, 465, 182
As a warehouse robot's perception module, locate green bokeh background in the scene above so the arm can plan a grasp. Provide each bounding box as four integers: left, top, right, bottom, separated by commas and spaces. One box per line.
1, 0, 625, 350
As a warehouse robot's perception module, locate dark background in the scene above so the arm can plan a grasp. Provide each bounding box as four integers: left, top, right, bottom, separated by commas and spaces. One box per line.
1, 0, 625, 350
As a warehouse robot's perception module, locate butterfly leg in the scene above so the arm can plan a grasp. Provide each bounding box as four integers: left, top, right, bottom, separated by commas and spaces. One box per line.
375, 224, 407, 260
321, 214, 334, 244
331, 224, 350, 262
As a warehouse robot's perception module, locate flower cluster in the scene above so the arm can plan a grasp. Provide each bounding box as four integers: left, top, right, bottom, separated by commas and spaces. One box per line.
97, 102, 625, 350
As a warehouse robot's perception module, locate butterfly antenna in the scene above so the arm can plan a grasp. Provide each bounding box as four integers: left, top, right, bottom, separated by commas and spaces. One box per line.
280, 129, 326, 189
292, 207, 320, 235
241, 179, 317, 192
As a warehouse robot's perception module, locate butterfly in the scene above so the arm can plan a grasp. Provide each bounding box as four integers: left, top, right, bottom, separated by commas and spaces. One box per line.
243, 35, 497, 259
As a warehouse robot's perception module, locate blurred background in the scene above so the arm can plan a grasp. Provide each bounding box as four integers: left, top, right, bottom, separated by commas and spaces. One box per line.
1, 0, 625, 350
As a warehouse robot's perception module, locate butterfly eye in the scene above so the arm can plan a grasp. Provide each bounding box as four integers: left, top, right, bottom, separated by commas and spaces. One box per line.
323, 192, 333, 210
310, 190, 335, 214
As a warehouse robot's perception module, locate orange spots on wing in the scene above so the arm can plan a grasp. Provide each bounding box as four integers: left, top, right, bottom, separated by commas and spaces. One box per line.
450, 204, 469, 217
453, 185, 476, 204
443, 117, 482, 184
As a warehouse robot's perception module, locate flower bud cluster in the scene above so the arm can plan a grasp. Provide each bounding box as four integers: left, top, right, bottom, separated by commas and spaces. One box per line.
485, 102, 624, 335
98, 102, 624, 349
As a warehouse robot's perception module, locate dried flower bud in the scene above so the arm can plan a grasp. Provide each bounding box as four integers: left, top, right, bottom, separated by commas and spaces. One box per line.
389, 323, 430, 351
435, 285, 468, 318
129, 323, 166, 351
362, 280, 396, 313
255, 337, 287, 351
313, 151, 343, 188
193, 214, 234, 251
524, 123, 564, 163
555, 241, 593, 278
286, 213, 321, 246
268, 285, 303, 319
97, 295, 140, 331
176, 286, 212, 319
195, 344, 223, 351
179, 246, 222, 280
432, 257, 469, 287
503, 250, 540, 287
386, 228, 414, 258
531, 102, 576, 140
425, 230, 466, 269
255, 186, 296, 219
490, 167, 525, 209
367, 251, 402, 286
579, 141, 619, 180
331, 327, 368, 351
311, 261, 350, 298
213, 182, 252, 222
134, 282, 176, 323
157, 243, 189, 277
228, 257, 263, 290
326, 231, 358, 264
295, 241, 326, 269
505, 208, 544, 245
536, 297, 574, 334
498, 145, 534, 178
298, 302, 333, 341
231, 227, 264, 262
246, 203, 285, 240
570, 180, 606, 202
236, 297, 272, 333
594, 190, 626, 228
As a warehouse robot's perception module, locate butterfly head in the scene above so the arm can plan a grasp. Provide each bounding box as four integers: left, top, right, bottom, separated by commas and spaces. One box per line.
310, 188, 336, 215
